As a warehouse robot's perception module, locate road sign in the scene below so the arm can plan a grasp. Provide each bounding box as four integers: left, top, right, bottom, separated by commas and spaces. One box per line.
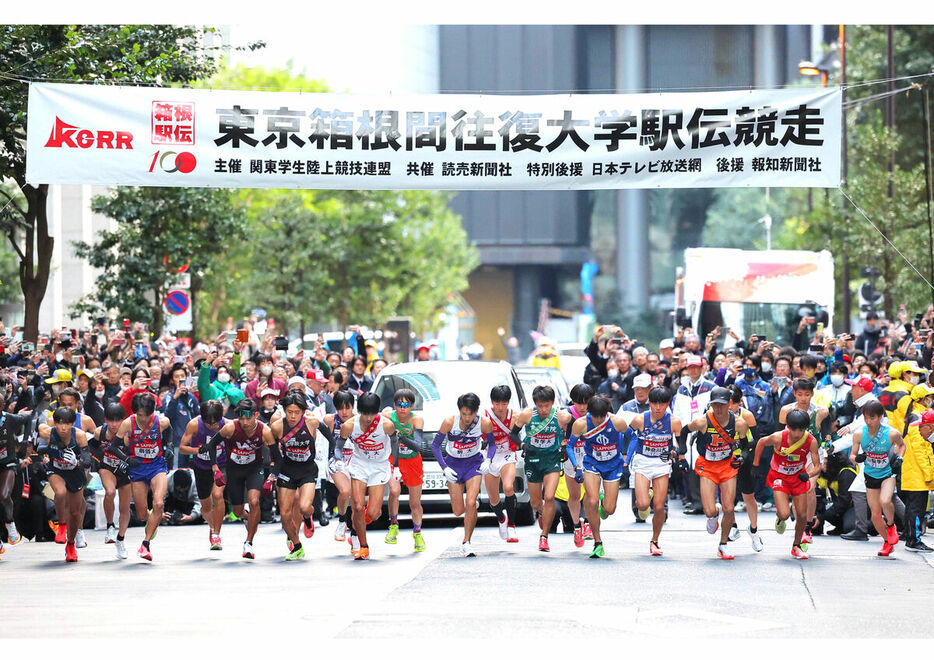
164, 290, 190, 315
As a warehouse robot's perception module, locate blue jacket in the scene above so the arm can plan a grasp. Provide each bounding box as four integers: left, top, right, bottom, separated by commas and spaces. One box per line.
163, 390, 199, 445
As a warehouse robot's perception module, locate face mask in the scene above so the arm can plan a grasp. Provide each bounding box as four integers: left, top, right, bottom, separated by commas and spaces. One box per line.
855, 392, 874, 408
263, 405, 275, 413
95, 389, 105, 399
56, 353, 63, 362
260, 365, 273, 376
216, 372, 231, 384
907, 374, 921, 386
830, 374, 845, 387
761, 362, 772, 373
607, 369, 619, 379
52, 384, 63, 396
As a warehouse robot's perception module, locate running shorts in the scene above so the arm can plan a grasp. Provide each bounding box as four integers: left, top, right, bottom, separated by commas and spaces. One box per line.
694, 456, 737, 485
523, 453, 562, 484
277, 460, 318, 490
766, 469, 811, 497
129, 457, 169, 484
350, 458, 391, 487
326, 457, 351, 483
50, 467, 87, 494
446, 453, 484, 485
226, 464, 264, 505
864, 474, 893, 490
630, 453, 671, 481
396, 454, 423, 488
489, 450, 517, 478
583, 455, 625, 482
98, 463, 131, 489
193, 466, 216, 500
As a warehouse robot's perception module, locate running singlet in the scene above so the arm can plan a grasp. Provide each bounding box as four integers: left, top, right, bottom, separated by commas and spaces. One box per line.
92, 423, 123, 470
392, 411, 419, 459
583, 414, 622, 462
190, 417, 226, 470
861, 424, 893, 479
634, 411, 674, 459
486, 409, 516, 452
770, 429, 813, 476
225, 419, 266, 467
279, 419, 316, 464
695, 411, 736, 461
48, 428, 80, 471
446, 415, 483, 459
565, 406, 586, 463
524, 408, 563, 457
127, 414, 163, 463
349, 415, 392, 462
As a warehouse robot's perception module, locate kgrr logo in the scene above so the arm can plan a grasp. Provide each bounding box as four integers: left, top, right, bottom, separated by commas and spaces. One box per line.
149, 150, 197, 174
45, 116, 133, 149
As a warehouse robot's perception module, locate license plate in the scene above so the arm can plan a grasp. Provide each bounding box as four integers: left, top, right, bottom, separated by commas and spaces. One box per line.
423, 472, 448, 491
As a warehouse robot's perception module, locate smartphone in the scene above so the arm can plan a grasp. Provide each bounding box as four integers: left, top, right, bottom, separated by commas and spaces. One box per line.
22, 342, 35, 353
805, 317, 816, 324
112, 338, 126, 347
186, 376, 195, 388
237, 329, 249, 343
916, 313, 924, 323
173, 355, 185, 364
773, 376, 788, 387
808, 344, 823, 353
815, 322, 824, 335
905, 323, 914, 335
757, 335, 768, 342
225, 330, 237, 343
273, 336, 289, 351
913, 343, 924, 351
123, 318, 131, 329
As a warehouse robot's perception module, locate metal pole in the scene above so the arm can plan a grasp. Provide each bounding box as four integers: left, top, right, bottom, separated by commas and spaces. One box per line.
840, 25, 851, 332
923, 84, 934, 307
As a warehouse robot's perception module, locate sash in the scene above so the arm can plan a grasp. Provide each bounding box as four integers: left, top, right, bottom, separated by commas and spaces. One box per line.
527, 407, 557, 438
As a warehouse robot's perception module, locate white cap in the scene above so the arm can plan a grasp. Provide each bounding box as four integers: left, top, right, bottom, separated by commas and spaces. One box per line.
287, 375, 306, 387
260, 387, 280, 399
633, 373, 653, 388
659, 338, 675, 350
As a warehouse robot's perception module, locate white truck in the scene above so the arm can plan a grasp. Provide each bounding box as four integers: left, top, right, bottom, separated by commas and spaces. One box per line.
673, 248, 835, 347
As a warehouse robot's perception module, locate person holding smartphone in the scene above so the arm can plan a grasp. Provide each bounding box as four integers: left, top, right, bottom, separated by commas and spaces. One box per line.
163, 364, 199, 469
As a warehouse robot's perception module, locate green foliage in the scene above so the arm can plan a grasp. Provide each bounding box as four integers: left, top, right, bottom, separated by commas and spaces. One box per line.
72, 187, 248, 332
702, 187, 810, 249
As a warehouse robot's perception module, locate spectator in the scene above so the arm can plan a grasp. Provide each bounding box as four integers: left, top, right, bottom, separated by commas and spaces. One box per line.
162, 469, 202, 526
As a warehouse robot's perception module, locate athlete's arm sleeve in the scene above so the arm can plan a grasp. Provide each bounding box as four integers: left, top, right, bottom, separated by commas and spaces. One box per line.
509, 425, 523, 450
431, 432, 448, 469
398, 435, 421, 455
105, 435, 129, 461
78, 444, 93, 468
626, 429, 638, 463
676, 426, 689, 454
390, 435, 400, 467
413, 427, 424, 447
203, 431, 223, 466
317, 421, 336, 460
566, 435, 580, 468
483, 432, 496, 460
268, 442, 282, 476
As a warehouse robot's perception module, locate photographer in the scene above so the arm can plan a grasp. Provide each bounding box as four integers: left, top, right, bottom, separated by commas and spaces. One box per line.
162, 468, 202, 526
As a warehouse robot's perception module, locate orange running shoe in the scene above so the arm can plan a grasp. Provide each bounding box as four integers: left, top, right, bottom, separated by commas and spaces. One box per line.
54, 522, 67, 545
717, 544, 734, 560
354, 545, 370, 560
650, 540, 663, 556
878, 541, 895, 557
65, 542, 78, 562
791, 544, 809, 560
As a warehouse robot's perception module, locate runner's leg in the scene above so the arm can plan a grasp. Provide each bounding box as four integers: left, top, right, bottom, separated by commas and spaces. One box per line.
99, 469, 117, 527
582, 472, 602, 542
244, 487, 261, 543
463, 475, 481, 543
147, 472, 168, 542
278, 486, 298, 545
651, 475, 669, 541
719, 478, 737, 545
791, 492, 809, 546
351, 478, 370, 547
540, 471, 560, 537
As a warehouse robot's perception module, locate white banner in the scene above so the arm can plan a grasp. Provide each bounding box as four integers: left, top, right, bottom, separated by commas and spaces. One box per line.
26, 82, 841, 190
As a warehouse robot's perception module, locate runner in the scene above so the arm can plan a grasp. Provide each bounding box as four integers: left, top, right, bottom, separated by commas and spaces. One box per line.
178, 400, 228, 551
89, 402, 134, 559
626, 387, 682, 556
36, 407, 93, 562
778, 378, 830, 550
483, 385, 520, 543
340, 392, 412, 560
686, 386, 749, 560
726, 385, 764, 552
106, 393, 172, 561
270, 392, 334, 561
849, 400, 905, 557
384, 388, 427, 553
0, 396, 30, 548
432, 392, 496, 557
203, 398, 277, 560
324, 391, 356, 543
510, 386, 573, 553
567, 395, 630, 558
562, 383, 595, 547
753, 409, 820, 559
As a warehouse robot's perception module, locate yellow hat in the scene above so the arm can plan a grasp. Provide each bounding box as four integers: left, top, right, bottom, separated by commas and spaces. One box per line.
910, 383, 934, 401
44, 368, 73, 384
888, 361, 907, 379
902, 360, 927, 375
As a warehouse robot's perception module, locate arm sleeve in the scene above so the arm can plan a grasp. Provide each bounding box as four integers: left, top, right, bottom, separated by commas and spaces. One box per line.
204, 431, 223, 465
483, 432, 496, 460
626, 429, 638, 463
398, 435, 421, 455
431, 432, 448, 469
105, 435, 129, 461
390, 435, 400, 466
268, 442, 282, 476
566, 435, 580, 467
509, 425, 523, 451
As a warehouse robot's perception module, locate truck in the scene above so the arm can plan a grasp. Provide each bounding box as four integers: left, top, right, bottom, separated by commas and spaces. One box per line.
673, 248, 835, 347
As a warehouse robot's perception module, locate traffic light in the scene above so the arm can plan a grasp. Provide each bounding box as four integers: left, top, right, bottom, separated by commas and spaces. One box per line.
384, 318, 412, 362
858, 268, 883, 316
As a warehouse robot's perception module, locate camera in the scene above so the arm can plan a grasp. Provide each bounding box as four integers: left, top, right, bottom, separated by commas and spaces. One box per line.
273, 336, 289, 351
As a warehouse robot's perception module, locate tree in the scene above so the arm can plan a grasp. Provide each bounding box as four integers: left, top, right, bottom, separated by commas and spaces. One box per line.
0, 25, 259, 342
71, 187, 248, 334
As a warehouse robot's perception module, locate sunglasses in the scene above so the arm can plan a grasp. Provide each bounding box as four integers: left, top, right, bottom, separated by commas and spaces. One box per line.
394, 401, 412, 408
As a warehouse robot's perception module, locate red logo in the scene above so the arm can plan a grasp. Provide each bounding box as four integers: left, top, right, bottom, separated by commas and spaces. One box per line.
149, 151, 196, 174
152, 101, 195, 145
45, 116, 133, 149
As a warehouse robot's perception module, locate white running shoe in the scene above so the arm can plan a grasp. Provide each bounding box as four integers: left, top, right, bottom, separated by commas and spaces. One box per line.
497, 512, 509, 540
461, 541, 476, 557
6, 522, 21, 545
75, 529, 87, 548
728, 525, 740, 541
115, 539, 128, 560
706, 516, 719, 534
104, 525, 117, 544
334, 521, 347, 542
242, 541, 254, 559
748, 526, 764, 552
350, 533, 361, 554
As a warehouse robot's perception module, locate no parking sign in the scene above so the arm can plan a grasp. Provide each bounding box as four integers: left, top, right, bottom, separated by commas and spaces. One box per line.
163, 289, 192, 331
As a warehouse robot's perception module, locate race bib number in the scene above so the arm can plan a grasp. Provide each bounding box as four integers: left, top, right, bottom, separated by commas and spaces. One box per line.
593, 443, 618, 460
776, 462, 802, 475
867, 452, 888, 469
134, 443, 159, 460
230, 447, 256, 465
285, 444, 311, 462
642, 437, 669, 458
103, 453, 121, 469
705, 443, 731, 462
530, 432, 556, 449
449, 439, 479, 458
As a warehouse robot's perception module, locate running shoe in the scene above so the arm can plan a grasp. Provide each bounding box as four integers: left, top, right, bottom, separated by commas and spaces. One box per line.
385, 523, 399, 545
288, 539, 294, 552
138, 543, 152, 561
497, 512, 509, 540
115, 540, 128, 560
728, 524, 740, 542
802, 529, 813, 545
54, 522, 67, 544
6, 522, 21, 545
582, 521, 593, 540
75, 529, 87, 549
285, 545, 305, 561
905, 540, 933, 552
589, 543, 605, 558
104, 525, 117, 544
350, 533, 361, 556
800, 539, 810, 552
413, 532, 426, 552
638, 507, 651, 521
506, 526, 519, 543
303, 518, 315, 539
878, 541, 895, 557
334, 521, 347, 542
538, 536, 550, 552
775, 517, 787, 535
65, 542, 77, 563
886, 524, 899, 546
354, 546, 370, 560
761, 501, 774, 511
242, 541, 254, 560
706, 516, 719, 535
462, 541, 476, 557
791, 544, 809, 560
598, 501, 608, 520
748, 526, 764, 552
573, 526, 584, 548
0, 539, 4, 555
650, 540, 663, 556
210, 533, 222, 551
717, 544, 734, 560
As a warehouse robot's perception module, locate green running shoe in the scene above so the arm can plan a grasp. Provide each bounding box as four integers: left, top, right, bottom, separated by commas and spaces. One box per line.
589, 543, 605, 558
413, 531, 426, 552
775, 517, 787, 535
285, 545, 305, 561
598, 492, 608, 520
385, 523, 399, 545
799, 540, 809, 552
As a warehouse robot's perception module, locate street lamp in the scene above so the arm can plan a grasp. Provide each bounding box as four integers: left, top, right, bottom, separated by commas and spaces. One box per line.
798, 48, 839, 88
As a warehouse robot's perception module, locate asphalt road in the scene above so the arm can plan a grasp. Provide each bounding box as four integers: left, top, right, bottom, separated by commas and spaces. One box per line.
3, 501, 933, 640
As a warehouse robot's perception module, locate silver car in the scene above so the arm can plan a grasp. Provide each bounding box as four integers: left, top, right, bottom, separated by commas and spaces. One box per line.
370, 360, 533, 524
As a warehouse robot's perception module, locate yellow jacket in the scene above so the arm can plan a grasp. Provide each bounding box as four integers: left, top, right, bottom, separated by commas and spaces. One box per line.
880, 380, 913, 431
531, 349, 561, 370
901, 402, 934, 491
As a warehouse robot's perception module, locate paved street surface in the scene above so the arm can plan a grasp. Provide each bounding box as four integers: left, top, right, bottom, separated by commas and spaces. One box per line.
4, 502, 934, 640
